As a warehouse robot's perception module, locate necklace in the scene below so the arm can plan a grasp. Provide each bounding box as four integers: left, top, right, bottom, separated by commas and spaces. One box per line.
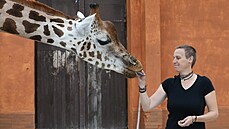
179, 71, 194, 81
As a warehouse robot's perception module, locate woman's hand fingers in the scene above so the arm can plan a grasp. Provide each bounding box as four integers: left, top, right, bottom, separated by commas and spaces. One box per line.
178, 116, 193, 127
136, 70, 146, 88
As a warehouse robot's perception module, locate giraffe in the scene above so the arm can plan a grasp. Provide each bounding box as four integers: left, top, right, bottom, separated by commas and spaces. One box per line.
0, 0, 143, 78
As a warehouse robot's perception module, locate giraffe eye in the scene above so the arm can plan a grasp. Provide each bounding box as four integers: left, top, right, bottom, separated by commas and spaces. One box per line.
97, 35, 111, 45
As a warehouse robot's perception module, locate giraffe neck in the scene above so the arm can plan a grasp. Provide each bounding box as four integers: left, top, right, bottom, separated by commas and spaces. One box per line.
0, 0, 144, 78
0, 0, 83, 52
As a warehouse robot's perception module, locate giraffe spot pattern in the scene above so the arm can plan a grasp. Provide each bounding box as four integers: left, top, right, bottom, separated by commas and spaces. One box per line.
30, 35, 42, 41
95, 61, 99, 66
89, 52, 94, 57
68, 34, 73, 37
1, 18, 19, 34
83, 52, 87, 58
77, 41, 81, 45
80, 42, 87, 51
52, 25, 64, 37
104, 56, 109, 61
97, 51, 102, 61
101, 63, 105, 68
43, 25, 50, 36
47, 39, 54, 43
71, 48, 77, 53
87, 42, 91, 50
67, 27, 72, 31
79, 53, 83, 57
50, 18, 64, 23
57, 24, 64, 27
29, 11, 46, 22
6, 3, 24, 18
91, 21, 98, 31
0, 0, 6, 9
60, 41, 67, 47
80, 45, 85, 51
22, 20, 40, 33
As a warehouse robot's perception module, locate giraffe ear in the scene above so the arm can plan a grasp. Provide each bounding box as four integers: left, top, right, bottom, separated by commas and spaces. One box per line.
76, 14, 96, 36
77, 11, 85, 19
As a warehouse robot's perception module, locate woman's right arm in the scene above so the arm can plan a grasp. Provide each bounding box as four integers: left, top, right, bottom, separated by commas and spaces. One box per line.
140, 85, 167, 111
136, 71, 167, 111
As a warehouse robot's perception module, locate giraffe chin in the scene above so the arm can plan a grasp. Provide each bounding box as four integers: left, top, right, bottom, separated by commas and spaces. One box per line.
124, 68, 143, 78
124, 65, 143, 78
123, 70, 137, 78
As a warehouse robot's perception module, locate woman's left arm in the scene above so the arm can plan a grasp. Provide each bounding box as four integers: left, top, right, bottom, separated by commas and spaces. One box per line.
196, 90, 219, 122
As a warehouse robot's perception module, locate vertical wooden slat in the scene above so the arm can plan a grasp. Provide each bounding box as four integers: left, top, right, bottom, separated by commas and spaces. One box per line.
84, 0, 128, 128
79, 60, 86, 129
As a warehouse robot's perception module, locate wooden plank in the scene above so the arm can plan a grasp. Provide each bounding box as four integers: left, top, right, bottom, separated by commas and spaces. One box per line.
83, 0, 128, 128
79, 60, 87, 128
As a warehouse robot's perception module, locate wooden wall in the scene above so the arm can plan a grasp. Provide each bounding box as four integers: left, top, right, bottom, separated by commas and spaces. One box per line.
127, 0, 229, 129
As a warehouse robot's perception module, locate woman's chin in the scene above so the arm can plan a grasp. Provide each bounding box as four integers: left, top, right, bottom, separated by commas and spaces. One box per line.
174, 68, 180, 73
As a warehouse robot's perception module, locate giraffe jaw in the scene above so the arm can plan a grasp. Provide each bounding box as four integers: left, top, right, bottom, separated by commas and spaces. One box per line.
123, 69, 140, 78
125, 59, 143, 78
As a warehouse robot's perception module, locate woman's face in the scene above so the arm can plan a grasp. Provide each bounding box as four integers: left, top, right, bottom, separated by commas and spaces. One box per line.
173, 48, 192, 73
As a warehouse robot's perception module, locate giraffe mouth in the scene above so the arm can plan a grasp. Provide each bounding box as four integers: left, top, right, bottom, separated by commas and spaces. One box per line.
124, 59, 143, 78
123, 70, 137, 78
124, 68, 142, 78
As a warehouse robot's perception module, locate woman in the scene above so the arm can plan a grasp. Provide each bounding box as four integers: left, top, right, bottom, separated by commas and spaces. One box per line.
136, 45, 218, 129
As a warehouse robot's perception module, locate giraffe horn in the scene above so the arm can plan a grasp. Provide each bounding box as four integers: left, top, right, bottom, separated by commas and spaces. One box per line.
89, 3, 99, 15
89, 3, 103, 26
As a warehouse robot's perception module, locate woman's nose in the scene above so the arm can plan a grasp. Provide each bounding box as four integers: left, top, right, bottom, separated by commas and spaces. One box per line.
173, 59, 177, 64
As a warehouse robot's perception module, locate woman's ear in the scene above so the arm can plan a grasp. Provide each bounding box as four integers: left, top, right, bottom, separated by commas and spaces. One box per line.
188, 56, 193, 64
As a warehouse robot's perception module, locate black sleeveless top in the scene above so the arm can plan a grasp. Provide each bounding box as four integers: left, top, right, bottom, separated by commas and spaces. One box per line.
162, 75, 214, 129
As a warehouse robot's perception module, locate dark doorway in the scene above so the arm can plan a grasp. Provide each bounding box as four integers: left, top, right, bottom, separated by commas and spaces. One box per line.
35, 0, 127, 128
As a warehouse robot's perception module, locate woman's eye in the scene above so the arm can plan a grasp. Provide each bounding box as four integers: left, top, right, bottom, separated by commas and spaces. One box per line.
174, 56, 180, 60
97, 35, 111, 45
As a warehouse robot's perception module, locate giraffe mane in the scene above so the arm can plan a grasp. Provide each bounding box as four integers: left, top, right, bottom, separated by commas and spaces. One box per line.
10, 0, 73, 19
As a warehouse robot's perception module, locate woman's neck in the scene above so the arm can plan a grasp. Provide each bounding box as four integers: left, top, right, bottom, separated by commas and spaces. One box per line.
179, 71, 194, 81
179, 68, 193, 76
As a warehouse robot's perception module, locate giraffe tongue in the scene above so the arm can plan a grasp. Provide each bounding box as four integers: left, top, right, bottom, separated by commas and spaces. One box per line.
136, 70, 145, 76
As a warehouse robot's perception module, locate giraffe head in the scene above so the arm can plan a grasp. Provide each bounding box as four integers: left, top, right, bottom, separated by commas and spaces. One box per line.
73, 4, 142, 78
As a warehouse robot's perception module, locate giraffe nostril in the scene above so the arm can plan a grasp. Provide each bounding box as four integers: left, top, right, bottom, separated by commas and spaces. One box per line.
129, 56, 137, 66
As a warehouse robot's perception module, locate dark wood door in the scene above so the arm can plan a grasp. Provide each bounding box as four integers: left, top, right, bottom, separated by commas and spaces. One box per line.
35, 0, 127, 128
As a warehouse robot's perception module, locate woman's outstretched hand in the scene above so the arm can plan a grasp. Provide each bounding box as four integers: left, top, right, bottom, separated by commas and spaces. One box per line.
136, 70, 146, 88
